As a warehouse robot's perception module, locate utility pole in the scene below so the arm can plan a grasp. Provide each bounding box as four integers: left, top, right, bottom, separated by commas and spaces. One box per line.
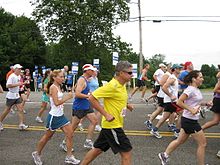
138, 0, 143, 72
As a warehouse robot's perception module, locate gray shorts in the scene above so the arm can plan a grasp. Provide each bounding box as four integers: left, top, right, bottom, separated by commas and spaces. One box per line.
6, 98, 22, 107
72, 108, 94, 119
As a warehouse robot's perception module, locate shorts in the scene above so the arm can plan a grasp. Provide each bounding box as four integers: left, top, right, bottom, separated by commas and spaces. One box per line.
136, 79, 145, 88
41, 93, 50, 103
19, 90, 25, 95
6, 98, 22, 107
46, 114, 70, 131
94, 128, 132, 154
157, 96, 164, 107
210, 97, 220, 114
163, 102, 178, 113
67, 84, 73, 88
181, 116, 202, 134
154, 85, 160, 93
72, 108, 94, 119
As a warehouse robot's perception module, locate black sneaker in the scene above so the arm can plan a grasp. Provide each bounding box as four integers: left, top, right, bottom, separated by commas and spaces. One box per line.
158, 152, 169, 165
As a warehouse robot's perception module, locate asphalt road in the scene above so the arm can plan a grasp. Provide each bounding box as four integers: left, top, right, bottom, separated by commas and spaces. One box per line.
0, 90, 220, 165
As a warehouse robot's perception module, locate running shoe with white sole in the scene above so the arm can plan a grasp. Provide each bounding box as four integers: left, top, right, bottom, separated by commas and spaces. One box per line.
32, 151, 43, 165
36, 116, 44, 123
150, 129, 162, 139
59, 141, 74, 152
217, 150, 220, 158
0, 122, 3, 131
84, 139, 93, 149
64, 155, 80, 164
158, 152, 169, 165
19, 124, 29, 130
144, 120, 152, 130
95, 125, 102, 132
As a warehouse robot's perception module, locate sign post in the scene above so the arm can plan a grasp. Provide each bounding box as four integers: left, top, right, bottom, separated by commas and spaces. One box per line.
132, 64, 138, 89
71, 62, 79, 90
112, 52, 119, 66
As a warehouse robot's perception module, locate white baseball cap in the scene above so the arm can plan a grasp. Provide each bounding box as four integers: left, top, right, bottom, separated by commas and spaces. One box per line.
159, 63, 166, 68
82, 64, 97, 71
13, 64, 23, 69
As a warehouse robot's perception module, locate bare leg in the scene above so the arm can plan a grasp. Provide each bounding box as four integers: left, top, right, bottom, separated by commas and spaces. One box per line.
202, 113, 220, 130
120, 150, 132, 165
191, 130, 206, 165
149, 106, 163, 122
86, 113, 98, 139
61, 124, 74, 156
80, 148, 103, 165
37, 102, 48, 118
37, 130, 55, 155
165, 129, 189, 155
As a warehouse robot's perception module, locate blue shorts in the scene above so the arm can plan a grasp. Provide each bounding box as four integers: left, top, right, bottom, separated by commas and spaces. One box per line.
46, 114, 70, 131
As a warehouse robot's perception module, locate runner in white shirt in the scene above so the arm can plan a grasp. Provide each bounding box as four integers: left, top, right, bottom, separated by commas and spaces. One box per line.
0, 64, 29, 131
150, 64, 183, 139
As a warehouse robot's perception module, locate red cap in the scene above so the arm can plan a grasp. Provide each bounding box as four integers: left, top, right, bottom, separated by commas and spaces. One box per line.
184, 61, 192, 70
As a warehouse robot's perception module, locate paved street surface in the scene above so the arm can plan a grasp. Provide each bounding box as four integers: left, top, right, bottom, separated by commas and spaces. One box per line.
0, 90, 220, 165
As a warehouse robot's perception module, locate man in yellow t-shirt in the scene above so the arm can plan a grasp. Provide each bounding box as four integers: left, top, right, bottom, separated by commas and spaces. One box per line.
81, 61, 134, 165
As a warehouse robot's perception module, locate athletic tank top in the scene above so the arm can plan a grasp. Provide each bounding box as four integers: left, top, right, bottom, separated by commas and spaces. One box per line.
164, 74, 179, 103
73, 76, 90, 110
49, 84, 64, 116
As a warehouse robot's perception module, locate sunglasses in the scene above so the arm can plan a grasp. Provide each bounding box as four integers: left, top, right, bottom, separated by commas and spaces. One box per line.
123, 71, 133, 75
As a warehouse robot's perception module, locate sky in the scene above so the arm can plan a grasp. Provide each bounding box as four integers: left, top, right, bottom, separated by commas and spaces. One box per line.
1, 0, 220, 70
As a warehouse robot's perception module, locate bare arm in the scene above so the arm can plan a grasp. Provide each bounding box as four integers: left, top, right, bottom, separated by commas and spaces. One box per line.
177, 93, 200, 115
162, 78, 176, 101
75, 77, 89, 99
0, 85, 3, 93
159, 74, 169, 86
213, 80, 220, 93
89, 95, 114, 122
50, 85, 73, 106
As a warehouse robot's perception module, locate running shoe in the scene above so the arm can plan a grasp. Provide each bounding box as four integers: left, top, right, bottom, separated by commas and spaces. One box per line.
19, 124, 29, 130
32, 151, 43, 165
78, 123, 84, 131
23, 110, 27, 114
144, 120, 152, 130
84, 139, 93, 149
200, 107, 206, 119
0, 122, 3, 131
59, 141, 74, 152
35, 116, 44, 123
64, 155, 80, 164
174, 131, 179, 138
150, 129, 162, 139
158, 152, 169, 165
95, 125, 102, 132
217, 150, 220, 158
10, 109, 15, 114
168, 124, 177, 132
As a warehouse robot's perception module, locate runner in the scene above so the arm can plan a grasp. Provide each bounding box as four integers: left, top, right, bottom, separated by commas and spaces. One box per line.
0, 64, 29, 131
60, 64, 98, 151
129, 63, 150, 102
80, 61, 134, 165
158, 70, 211, 165
150, 64, 183, 139
35, 70, 51, 123
32, 70, 80, 165
144, 65, 171, 130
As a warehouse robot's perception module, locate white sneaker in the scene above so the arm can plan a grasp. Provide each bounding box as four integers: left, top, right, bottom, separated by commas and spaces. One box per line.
10, 109, 15, 114
65, 155, 80, 164
19, 124, 29, 130
84, 139, 93, 149
35, 116, 44, 123
23, 110, 27, 114
0, 122, 3, 131
78, 123, 84, 131
217, 150, 220, 158
60, 141, 74, 152
95, 125, 102, 132
32, 151, 43, 165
